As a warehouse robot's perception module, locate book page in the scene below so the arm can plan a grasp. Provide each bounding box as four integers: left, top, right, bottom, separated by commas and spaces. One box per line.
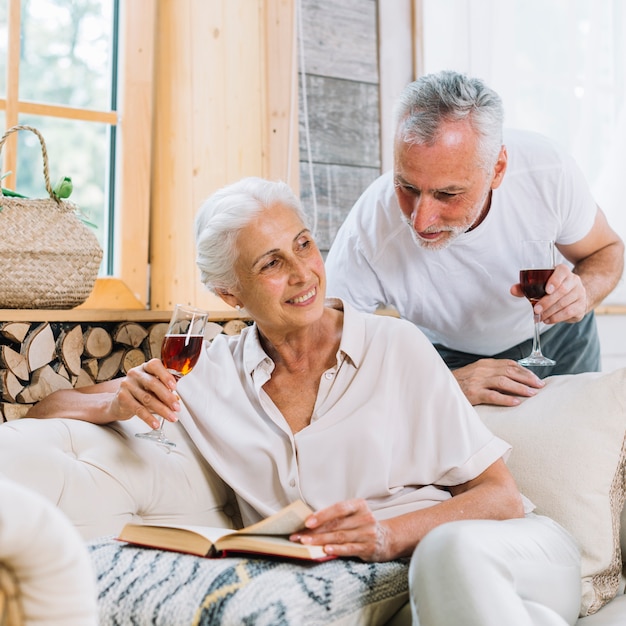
216, 533, 328, 560
162, 525, 235, 544
235, 500, 314, 536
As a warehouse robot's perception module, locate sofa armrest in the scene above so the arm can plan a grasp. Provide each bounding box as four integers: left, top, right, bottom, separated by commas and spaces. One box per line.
0, 477, 98, 625
0, 417, 234, 540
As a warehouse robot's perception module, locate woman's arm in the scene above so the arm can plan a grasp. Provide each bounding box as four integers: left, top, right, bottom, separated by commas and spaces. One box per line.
293, 458, 524, 562
24, 358, 180, 429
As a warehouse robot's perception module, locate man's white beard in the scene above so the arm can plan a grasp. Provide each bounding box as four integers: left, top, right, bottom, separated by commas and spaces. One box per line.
401, 187, 492, 251
401, 215, 468, 251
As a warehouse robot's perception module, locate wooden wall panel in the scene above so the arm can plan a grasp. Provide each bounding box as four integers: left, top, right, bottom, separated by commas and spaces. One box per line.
148, 0, 382, 308
150, 0, 196, 311
299, 75, 380, 167
115, 0, 156, 305
298, 0, 381, 254
263, 0, 299, 188
149, 0, 293, 312
299, 163, 380, 252
298, 0, 378, 82
187, 1, 266, 310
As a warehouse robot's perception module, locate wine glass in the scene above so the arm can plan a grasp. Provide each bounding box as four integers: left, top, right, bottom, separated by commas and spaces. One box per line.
518, 240, 556, 367
135, 304, 208, 447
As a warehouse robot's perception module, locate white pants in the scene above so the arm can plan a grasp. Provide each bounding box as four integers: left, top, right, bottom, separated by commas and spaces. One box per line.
409, 514, 582, 626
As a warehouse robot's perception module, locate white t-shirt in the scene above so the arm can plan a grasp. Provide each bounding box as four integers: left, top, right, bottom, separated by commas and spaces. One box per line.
177, 300, 522, 527
325, 129, 597, 355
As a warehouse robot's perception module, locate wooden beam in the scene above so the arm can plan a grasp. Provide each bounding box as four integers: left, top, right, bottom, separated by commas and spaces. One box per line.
2, 0, 22, 190
115, 0, 156, 306
263, 0, 299, 189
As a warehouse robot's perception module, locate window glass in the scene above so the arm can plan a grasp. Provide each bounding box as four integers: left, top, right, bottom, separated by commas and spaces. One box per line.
19, 0, 113, 110
14, 115, 108, 248
1, 0, 118, 274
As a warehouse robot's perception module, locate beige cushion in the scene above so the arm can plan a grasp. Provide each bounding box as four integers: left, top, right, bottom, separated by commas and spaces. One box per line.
476, 368, 626, 617
0, 418, 234, 540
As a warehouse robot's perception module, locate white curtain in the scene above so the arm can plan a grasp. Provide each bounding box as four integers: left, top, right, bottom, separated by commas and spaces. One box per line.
421, 0, 626, 303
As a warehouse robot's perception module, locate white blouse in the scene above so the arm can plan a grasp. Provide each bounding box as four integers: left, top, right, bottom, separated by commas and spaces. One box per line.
178, 300, 524, 527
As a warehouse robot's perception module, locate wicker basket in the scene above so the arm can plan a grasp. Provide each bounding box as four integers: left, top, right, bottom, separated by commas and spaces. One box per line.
0, 125, 103, 309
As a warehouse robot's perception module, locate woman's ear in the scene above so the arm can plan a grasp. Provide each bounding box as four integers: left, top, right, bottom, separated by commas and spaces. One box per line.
216, 289, 243, 311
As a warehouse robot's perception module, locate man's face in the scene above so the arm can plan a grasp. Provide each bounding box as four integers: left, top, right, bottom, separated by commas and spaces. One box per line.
393, 120, 506, 250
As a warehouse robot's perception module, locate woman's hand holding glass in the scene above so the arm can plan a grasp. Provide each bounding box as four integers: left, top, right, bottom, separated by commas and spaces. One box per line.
119, 359, 182, 429
134, 304, 208, 447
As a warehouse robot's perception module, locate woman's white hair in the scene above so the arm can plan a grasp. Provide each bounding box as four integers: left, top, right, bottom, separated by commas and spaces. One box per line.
195, 177, 308, 294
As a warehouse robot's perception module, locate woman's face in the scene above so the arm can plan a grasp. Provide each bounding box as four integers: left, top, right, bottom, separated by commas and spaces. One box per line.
229, 202, 326, 334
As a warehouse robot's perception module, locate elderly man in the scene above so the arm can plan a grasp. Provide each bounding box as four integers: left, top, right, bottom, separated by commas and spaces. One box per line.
325, 70, 624, 406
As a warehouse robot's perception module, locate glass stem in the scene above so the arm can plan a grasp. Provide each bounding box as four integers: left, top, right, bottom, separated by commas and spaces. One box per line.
530, 312, 544, 357
150, 416, 166, 439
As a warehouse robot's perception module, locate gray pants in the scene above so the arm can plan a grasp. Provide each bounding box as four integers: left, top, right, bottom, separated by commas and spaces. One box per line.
409, 514, 582, 626
435, 311, 601, 378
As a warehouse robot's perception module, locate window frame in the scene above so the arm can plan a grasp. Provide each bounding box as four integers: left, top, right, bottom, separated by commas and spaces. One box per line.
1, 0, 155, 309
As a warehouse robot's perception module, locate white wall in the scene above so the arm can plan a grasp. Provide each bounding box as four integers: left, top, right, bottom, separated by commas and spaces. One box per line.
597, 315, 626, 372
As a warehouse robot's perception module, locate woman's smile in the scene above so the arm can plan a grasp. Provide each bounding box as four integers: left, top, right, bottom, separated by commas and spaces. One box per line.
287, 287, 317, 305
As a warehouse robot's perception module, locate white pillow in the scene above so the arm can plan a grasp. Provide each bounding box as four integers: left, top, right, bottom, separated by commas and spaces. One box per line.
476, 368, 626, 617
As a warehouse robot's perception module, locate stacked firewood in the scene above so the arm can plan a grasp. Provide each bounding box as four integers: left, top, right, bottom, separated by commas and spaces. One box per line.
0, 319, 247, 422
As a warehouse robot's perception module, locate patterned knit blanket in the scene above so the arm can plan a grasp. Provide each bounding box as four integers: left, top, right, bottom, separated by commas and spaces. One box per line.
88, 538, 409, 625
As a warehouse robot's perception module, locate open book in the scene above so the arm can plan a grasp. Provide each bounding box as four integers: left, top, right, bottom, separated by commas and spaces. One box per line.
117, 499, 333, 561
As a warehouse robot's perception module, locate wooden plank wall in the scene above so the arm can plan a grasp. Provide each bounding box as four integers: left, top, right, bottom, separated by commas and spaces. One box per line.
298, 0, 382, 254
149, 0, 296, 313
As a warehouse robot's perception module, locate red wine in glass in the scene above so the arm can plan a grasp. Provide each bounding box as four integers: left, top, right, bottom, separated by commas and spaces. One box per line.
520, 268, 554, 303
161, 334, 204, 378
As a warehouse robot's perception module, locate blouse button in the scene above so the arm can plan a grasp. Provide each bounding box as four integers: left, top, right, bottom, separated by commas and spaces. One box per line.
324, 371, 334, 380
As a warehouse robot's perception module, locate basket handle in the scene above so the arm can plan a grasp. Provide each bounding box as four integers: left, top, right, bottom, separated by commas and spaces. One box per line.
0, 125, 59, 202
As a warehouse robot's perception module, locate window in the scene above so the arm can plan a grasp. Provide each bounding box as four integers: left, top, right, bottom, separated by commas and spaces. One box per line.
1, 0, 154, 305
419, 0, 626, 303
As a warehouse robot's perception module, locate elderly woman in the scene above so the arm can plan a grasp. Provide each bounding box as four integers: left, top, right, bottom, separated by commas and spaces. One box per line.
28, 177, 581, 626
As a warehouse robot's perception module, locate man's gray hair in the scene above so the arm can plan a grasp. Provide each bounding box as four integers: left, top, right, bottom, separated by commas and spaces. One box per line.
394, 70, 504, 169
195, 177, 308, 294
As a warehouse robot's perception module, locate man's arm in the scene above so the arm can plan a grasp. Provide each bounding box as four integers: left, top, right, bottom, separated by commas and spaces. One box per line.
451, 360, 545, 407
546, 206, 624, 323
510, 207, 624, 324
462, 207, 624, 407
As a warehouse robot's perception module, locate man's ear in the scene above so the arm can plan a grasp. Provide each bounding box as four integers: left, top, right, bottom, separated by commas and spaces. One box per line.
490, 145, 508, 190
216, 288, 242, 311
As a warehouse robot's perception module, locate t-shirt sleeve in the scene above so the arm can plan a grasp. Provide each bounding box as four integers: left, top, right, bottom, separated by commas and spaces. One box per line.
325, 229, 386, 314
555, 150, 598, 245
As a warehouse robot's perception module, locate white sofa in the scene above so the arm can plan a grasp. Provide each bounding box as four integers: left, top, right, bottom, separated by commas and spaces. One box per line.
1, 368, 626, 625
